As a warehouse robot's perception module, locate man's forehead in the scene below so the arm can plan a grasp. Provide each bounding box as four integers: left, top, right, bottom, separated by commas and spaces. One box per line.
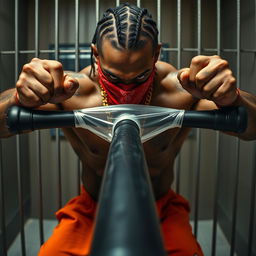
100, 37, 153, 58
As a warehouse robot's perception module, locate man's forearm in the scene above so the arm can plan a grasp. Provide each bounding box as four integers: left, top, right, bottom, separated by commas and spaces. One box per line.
234, 89, 256, 140
0, 88, 17, 138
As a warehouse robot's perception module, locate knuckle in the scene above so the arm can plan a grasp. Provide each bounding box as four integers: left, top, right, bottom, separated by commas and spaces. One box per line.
213, 55, 221, 59
218, 59, 228, 68
195, 73, 206, 82
226, 69, 233, 77
41, 88, 50, 98
51, 61, 63, 70
191, 56, 202, 66
22, 63, 32, 72
228, 76, 236, 84
202, 86, 211, 94
44, 75, 54, 87
31, 57, 40, 62
16, 81, 24, 90
18, 73, 27, 83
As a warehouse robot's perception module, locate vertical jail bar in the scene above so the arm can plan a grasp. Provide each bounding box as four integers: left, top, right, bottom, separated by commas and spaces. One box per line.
34, 0, 45, 246
230, 1, 241, 255
54, 0, 62, 209
0, 141, 7, 255
175, 0, 182, 194
75, 0, 81, 195
193, 0, 202, 239
136, 0, 141, 8
157, 0, 161, 43
116, 0, 120, 7
15, 0, 26, 254
247, 142, 256, 256
96, 0, 99, 24
211, 1, 221, 255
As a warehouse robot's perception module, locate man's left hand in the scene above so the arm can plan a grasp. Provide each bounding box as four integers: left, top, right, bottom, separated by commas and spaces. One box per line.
177, 55, 238, 107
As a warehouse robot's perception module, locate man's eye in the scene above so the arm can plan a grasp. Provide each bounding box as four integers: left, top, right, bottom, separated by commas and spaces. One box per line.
137, 74, 146, 80
109, 74, 118, 80
136, 74, 147, 80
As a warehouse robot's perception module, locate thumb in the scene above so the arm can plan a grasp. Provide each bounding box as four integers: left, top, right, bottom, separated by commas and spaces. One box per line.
177, 68, 190, 88
63, 75, 79, 94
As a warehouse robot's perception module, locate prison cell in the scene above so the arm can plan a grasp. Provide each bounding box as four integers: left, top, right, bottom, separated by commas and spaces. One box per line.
0, 0, 256, 255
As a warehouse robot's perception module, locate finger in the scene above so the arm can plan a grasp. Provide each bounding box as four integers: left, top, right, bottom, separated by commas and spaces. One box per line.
199, 70, 229, 99
63, 75, 79, 94
17, 82, 44, 107
195, 58, 229, 89
189, 55, 211, 83
43, 60, 64, 97
18, 72, 52, 103
22, 61, 54, 96
212, 79, 237, 106
177, 68, 190, 87
212, 80, 236, 100
27, 78, 52, 103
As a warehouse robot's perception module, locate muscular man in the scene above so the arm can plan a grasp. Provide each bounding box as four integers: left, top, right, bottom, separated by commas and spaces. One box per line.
1, 3, 256, 256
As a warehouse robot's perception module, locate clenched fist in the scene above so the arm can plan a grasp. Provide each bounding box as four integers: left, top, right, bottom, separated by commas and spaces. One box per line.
178, 55, 238, 107
16, 58, 79, 108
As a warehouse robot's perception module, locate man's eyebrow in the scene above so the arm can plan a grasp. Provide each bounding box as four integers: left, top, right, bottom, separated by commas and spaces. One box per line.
103, 68, 151, 80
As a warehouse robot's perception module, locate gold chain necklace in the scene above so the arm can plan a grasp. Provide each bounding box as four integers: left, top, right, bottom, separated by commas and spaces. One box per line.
99, 84, 153, 106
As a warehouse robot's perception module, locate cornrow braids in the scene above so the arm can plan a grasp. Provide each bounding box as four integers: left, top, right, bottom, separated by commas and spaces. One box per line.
89, 2, 159, 77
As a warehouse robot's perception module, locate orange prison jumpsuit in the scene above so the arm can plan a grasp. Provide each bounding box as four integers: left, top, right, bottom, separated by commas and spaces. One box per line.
38, 187, 204, 256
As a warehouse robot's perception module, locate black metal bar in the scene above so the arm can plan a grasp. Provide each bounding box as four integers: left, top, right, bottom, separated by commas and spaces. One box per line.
175, 0, 182, 195
15, 0, 26, 254
2, 48, 256, 55
89, 119, 167, 256
157, 0, 161, 43
54, 0, 62, 209
230, 1, 241, 255
6, 105, 247, 134
34, 0, 45, 246
212, 1, 221, 255
75, 0, 80, 195
193, 0, 202, 239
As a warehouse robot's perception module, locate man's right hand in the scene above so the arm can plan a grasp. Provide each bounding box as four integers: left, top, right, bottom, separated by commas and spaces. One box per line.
16, 58, 79, 108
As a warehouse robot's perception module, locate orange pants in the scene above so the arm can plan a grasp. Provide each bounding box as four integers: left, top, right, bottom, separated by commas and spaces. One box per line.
38, 187, 204, 256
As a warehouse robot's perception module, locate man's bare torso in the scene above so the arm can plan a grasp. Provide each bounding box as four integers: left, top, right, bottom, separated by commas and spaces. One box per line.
59, 61, 197, 200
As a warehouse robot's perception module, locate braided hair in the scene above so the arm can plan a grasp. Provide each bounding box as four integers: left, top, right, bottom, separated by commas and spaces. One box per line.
90, 2, 159, 76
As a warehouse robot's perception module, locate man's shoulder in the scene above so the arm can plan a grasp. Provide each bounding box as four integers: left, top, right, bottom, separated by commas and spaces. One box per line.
155, 61, 180, 91
155, 61, 177, 77
153, 61, 197, 109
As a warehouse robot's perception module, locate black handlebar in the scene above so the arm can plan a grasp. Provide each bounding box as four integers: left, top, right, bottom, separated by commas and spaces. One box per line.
183, 106, 247, 133
7, 106, 75, 133
6, 105, 247, 134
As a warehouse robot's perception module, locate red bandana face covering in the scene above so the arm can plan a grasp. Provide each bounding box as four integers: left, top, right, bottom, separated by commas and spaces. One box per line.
97, 63, 156, 105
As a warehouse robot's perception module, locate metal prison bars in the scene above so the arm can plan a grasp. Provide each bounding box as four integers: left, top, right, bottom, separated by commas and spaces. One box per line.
0, 0, 255, 256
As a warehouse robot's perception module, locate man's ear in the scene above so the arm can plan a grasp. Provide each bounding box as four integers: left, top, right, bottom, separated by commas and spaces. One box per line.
154, 43, 162, 62
91, 44, 99, 63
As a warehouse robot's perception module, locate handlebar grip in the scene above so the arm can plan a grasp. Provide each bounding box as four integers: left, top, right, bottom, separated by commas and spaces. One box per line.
183, 106, 247, 133
7, 105, 75, 133
7, 105, 247, 134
